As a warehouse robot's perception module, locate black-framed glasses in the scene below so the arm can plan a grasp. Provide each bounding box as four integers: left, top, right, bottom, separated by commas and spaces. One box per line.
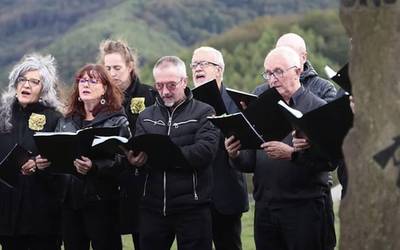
78, 78, 99, 85
154, 79, 183, 91
17, 76, 41, 86
189, 61, 220, 69
261, 66, 298, 81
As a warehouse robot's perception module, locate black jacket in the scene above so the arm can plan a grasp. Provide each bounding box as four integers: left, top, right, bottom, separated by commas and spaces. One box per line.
231, 87, 335, 207
118, 77, 155, 234
300, 61, 337, 102
210, 85, 249, 215
0, 102, 62, 236
55, 109, 130, 209
135, 88, 219, 216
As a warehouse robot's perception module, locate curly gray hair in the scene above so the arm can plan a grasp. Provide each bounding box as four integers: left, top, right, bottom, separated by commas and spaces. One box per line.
0, 53, 63, 132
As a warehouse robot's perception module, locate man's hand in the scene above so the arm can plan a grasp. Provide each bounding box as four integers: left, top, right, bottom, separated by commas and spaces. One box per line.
74, 156, 93, 175
261, 141, 294, 160
35, 155, 51, 170
126, 151, 148, 167
21, 159, 36, 175
292, 131, 311, 152
224, 135, 241, 159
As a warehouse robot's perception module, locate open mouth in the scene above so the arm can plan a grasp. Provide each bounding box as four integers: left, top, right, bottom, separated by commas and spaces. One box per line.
194, 74, 206, 82
82, 90, 91, 95
21, 90, 31, 96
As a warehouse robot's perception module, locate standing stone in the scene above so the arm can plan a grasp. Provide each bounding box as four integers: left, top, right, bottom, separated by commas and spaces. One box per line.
340, 1, 400, 249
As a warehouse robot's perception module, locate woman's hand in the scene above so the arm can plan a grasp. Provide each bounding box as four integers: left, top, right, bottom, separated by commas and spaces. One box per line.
74, 156, 93, 175
35, 155, 51, 170
21, 159, 37, 175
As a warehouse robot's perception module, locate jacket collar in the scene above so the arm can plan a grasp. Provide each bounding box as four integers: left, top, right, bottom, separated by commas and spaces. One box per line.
123, 76, 141, 104
300, 60, 318, 81
13, 100, 47, 114
70, 108, 125, 128
154, 87, 193, 111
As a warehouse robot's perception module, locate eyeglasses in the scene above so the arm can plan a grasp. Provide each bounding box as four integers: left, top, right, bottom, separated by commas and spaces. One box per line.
78, 78, 99, 85
154, 79, 183, 91
261, 66, 298, 81
189, 61, 220, 69
17, 76, 41, 86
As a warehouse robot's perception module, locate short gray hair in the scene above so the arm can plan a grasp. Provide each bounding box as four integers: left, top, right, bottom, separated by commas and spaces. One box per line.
193, 46, 225, 71
153, 56, 187, 79
265, 46, 301, 69
0, 53, 62, 132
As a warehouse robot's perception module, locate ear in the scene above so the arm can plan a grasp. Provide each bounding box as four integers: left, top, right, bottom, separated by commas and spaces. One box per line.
102, 84, 108, 95
182, 77, 188, 88
128, 61, 134, 74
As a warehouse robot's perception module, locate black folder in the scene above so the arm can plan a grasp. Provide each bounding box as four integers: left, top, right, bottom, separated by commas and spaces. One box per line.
226, 88, 258, 111
0, 144, 32, 187
192, 79, 227, 115
34, 126, 121, 174
129, 134, 188, 168
278, 94, 354, 159
91, 135, 129, 157
208, 113, 265, 149
207, 88, 293, 148
244, 87, 292, 142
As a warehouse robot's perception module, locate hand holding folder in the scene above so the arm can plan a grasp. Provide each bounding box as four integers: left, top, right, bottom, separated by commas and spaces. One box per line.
33, 126, 121, 174
0, 144, 32, 187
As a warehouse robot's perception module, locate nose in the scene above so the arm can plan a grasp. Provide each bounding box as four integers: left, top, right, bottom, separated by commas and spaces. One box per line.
21, 80, 31, 88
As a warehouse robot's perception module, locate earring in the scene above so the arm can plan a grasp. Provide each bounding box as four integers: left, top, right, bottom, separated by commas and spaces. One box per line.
100, 97, 106, 105
38, 97, 43, 103
78, 97, 82, 102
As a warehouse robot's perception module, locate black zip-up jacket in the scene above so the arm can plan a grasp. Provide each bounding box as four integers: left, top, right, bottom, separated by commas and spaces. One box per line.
54, 109, 130, 209
119, 77, 155, 233
135, 88, 219, 216
0, 102, 62, 236
231, 87, 336, 207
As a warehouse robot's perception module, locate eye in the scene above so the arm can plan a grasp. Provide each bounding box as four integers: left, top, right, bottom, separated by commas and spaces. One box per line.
30, 79, 41, 85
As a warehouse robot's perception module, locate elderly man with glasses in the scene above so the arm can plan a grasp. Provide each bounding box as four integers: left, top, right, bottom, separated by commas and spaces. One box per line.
190, 46, 249, 250
225, 46, 336, 250
126, 56, 219, 250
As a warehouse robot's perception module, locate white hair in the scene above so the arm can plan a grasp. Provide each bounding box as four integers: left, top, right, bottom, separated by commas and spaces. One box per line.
193, 46, 225, 71
153, 56, 187, 78
0, 53, 62, 132
265, 46, 301, 69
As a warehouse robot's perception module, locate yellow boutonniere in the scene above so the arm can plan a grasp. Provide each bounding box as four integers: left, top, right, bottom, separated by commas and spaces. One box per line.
130, 97, 145, 114
28, 113, 46, 131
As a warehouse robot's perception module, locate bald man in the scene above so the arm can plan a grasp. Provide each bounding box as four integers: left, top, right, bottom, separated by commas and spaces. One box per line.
254, 33, 337, 102
225, 47, 335, 250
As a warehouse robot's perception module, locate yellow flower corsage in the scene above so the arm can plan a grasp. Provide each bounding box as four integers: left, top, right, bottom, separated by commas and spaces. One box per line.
28, 113, 46, 131
130, 97, 146, 114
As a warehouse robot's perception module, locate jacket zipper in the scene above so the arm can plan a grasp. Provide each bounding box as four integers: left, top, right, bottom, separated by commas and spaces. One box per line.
162, 102, 184, 216
192, 170, 199, 200
172, 119, 198, 128
143, 173, 149, 197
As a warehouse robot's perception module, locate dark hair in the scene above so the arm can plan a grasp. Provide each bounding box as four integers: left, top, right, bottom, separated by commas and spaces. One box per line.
66, 64, 123, 118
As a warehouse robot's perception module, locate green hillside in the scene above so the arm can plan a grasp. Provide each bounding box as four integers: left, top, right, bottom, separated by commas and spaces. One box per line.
164, 10, 350, 92
0, 0, 338, 86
